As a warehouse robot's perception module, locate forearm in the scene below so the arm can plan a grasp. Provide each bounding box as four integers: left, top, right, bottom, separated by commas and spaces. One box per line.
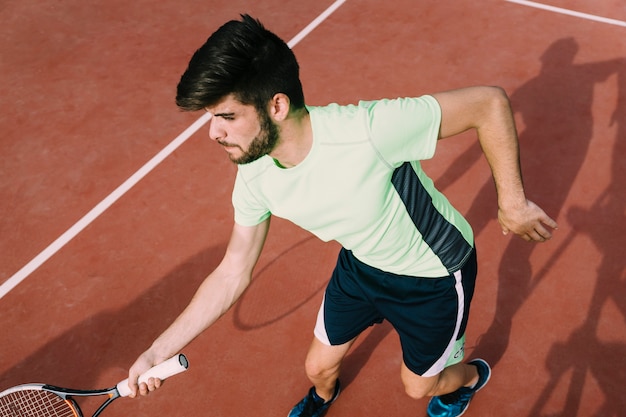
146, 266, 251, 360
433, 86, 557, 241
473, 87, 527, 209
128, 221, 269, 396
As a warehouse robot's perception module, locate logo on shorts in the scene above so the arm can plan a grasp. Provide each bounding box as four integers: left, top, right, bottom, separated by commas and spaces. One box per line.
453, 343, 465, 359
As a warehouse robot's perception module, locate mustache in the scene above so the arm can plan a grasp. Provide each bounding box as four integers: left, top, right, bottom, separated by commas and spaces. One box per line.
217, 140, 240, 148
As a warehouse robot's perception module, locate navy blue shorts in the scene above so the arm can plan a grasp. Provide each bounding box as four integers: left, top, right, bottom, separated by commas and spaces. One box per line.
314, 247, 477, 377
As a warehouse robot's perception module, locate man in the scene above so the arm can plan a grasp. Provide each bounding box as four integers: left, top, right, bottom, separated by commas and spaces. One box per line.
127, 15, 557, 417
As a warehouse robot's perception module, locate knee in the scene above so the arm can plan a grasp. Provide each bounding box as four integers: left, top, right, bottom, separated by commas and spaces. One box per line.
401, 367, 439, 401
403, 383, 436, 401
304, 355, 338, 380
303, 338, 353, 382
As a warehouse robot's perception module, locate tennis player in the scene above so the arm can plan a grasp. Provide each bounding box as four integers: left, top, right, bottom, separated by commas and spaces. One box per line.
127, 15, 557, 417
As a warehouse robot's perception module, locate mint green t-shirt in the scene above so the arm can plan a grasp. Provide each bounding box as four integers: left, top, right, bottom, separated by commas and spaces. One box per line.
232, 95, 474, 277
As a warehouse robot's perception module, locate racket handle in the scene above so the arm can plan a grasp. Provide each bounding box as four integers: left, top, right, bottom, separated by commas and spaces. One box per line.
117, 353, 189, 397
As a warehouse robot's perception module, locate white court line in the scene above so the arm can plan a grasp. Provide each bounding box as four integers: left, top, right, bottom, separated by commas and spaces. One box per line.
506, 0, 626, 28
288, 0, 346, 47
0, 0, 347, 301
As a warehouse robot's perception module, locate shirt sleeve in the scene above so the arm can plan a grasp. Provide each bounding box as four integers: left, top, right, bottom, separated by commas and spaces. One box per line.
231, 169, 271, 226
362, 95, 442, 166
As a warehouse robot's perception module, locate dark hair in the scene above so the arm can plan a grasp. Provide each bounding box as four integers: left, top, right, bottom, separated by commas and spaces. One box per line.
176, 14, 305, 113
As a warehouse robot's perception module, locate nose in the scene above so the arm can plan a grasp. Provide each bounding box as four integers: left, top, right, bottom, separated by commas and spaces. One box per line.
207, 116, 225, 142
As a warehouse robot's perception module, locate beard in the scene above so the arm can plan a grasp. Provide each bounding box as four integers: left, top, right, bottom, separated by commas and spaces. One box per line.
231, 110, 280, 165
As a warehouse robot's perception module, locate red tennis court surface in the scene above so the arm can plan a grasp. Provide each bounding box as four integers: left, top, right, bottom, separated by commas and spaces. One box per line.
1, 1, 624, 416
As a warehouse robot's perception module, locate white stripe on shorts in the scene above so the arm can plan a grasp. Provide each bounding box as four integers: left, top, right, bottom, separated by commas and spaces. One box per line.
421, 269, 465, 377
314, 294, 332, 345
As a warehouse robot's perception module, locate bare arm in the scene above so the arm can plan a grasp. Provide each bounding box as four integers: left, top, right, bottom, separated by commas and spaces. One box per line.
432, 86, 558, 241
127, 218, 270, 396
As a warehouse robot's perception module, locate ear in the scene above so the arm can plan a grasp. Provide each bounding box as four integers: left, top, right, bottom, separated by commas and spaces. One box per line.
268, 93, 291, 122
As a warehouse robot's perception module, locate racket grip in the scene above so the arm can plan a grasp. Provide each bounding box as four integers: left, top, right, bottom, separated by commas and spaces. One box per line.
117, 353, 189, 397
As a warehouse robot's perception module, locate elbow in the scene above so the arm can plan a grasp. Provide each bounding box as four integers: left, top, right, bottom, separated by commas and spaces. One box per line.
478, 86, 513, 122
486, 86, 511, 108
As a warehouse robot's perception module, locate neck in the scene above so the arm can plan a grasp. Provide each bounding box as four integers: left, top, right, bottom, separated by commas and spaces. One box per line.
268, 108, 312, 168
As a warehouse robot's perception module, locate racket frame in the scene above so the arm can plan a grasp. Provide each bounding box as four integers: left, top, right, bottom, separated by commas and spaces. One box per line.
0, 353, 188, 417
1, 383, 119, 417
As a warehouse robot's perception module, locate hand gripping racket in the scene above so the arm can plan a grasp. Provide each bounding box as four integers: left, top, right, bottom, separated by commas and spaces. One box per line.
0, 353, 188, 417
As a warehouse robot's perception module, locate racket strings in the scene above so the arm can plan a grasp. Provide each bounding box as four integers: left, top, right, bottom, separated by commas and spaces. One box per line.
0, 389, 77, 417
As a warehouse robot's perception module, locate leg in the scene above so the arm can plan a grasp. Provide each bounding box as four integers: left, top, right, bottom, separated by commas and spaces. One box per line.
400, 362, 478, 400
287, 336, 356, 417
303, 248, 384, 400
304, 336, 356, 401
424, 360, 492, 417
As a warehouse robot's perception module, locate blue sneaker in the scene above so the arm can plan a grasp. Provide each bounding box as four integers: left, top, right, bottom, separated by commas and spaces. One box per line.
427, 359, 491, 417
287, 380, 341, 417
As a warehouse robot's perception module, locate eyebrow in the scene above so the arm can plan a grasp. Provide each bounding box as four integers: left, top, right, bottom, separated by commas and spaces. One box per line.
213, 112, 235, 118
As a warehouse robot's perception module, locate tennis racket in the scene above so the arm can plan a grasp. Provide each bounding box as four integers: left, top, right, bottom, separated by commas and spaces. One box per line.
0, 353, 188, 417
